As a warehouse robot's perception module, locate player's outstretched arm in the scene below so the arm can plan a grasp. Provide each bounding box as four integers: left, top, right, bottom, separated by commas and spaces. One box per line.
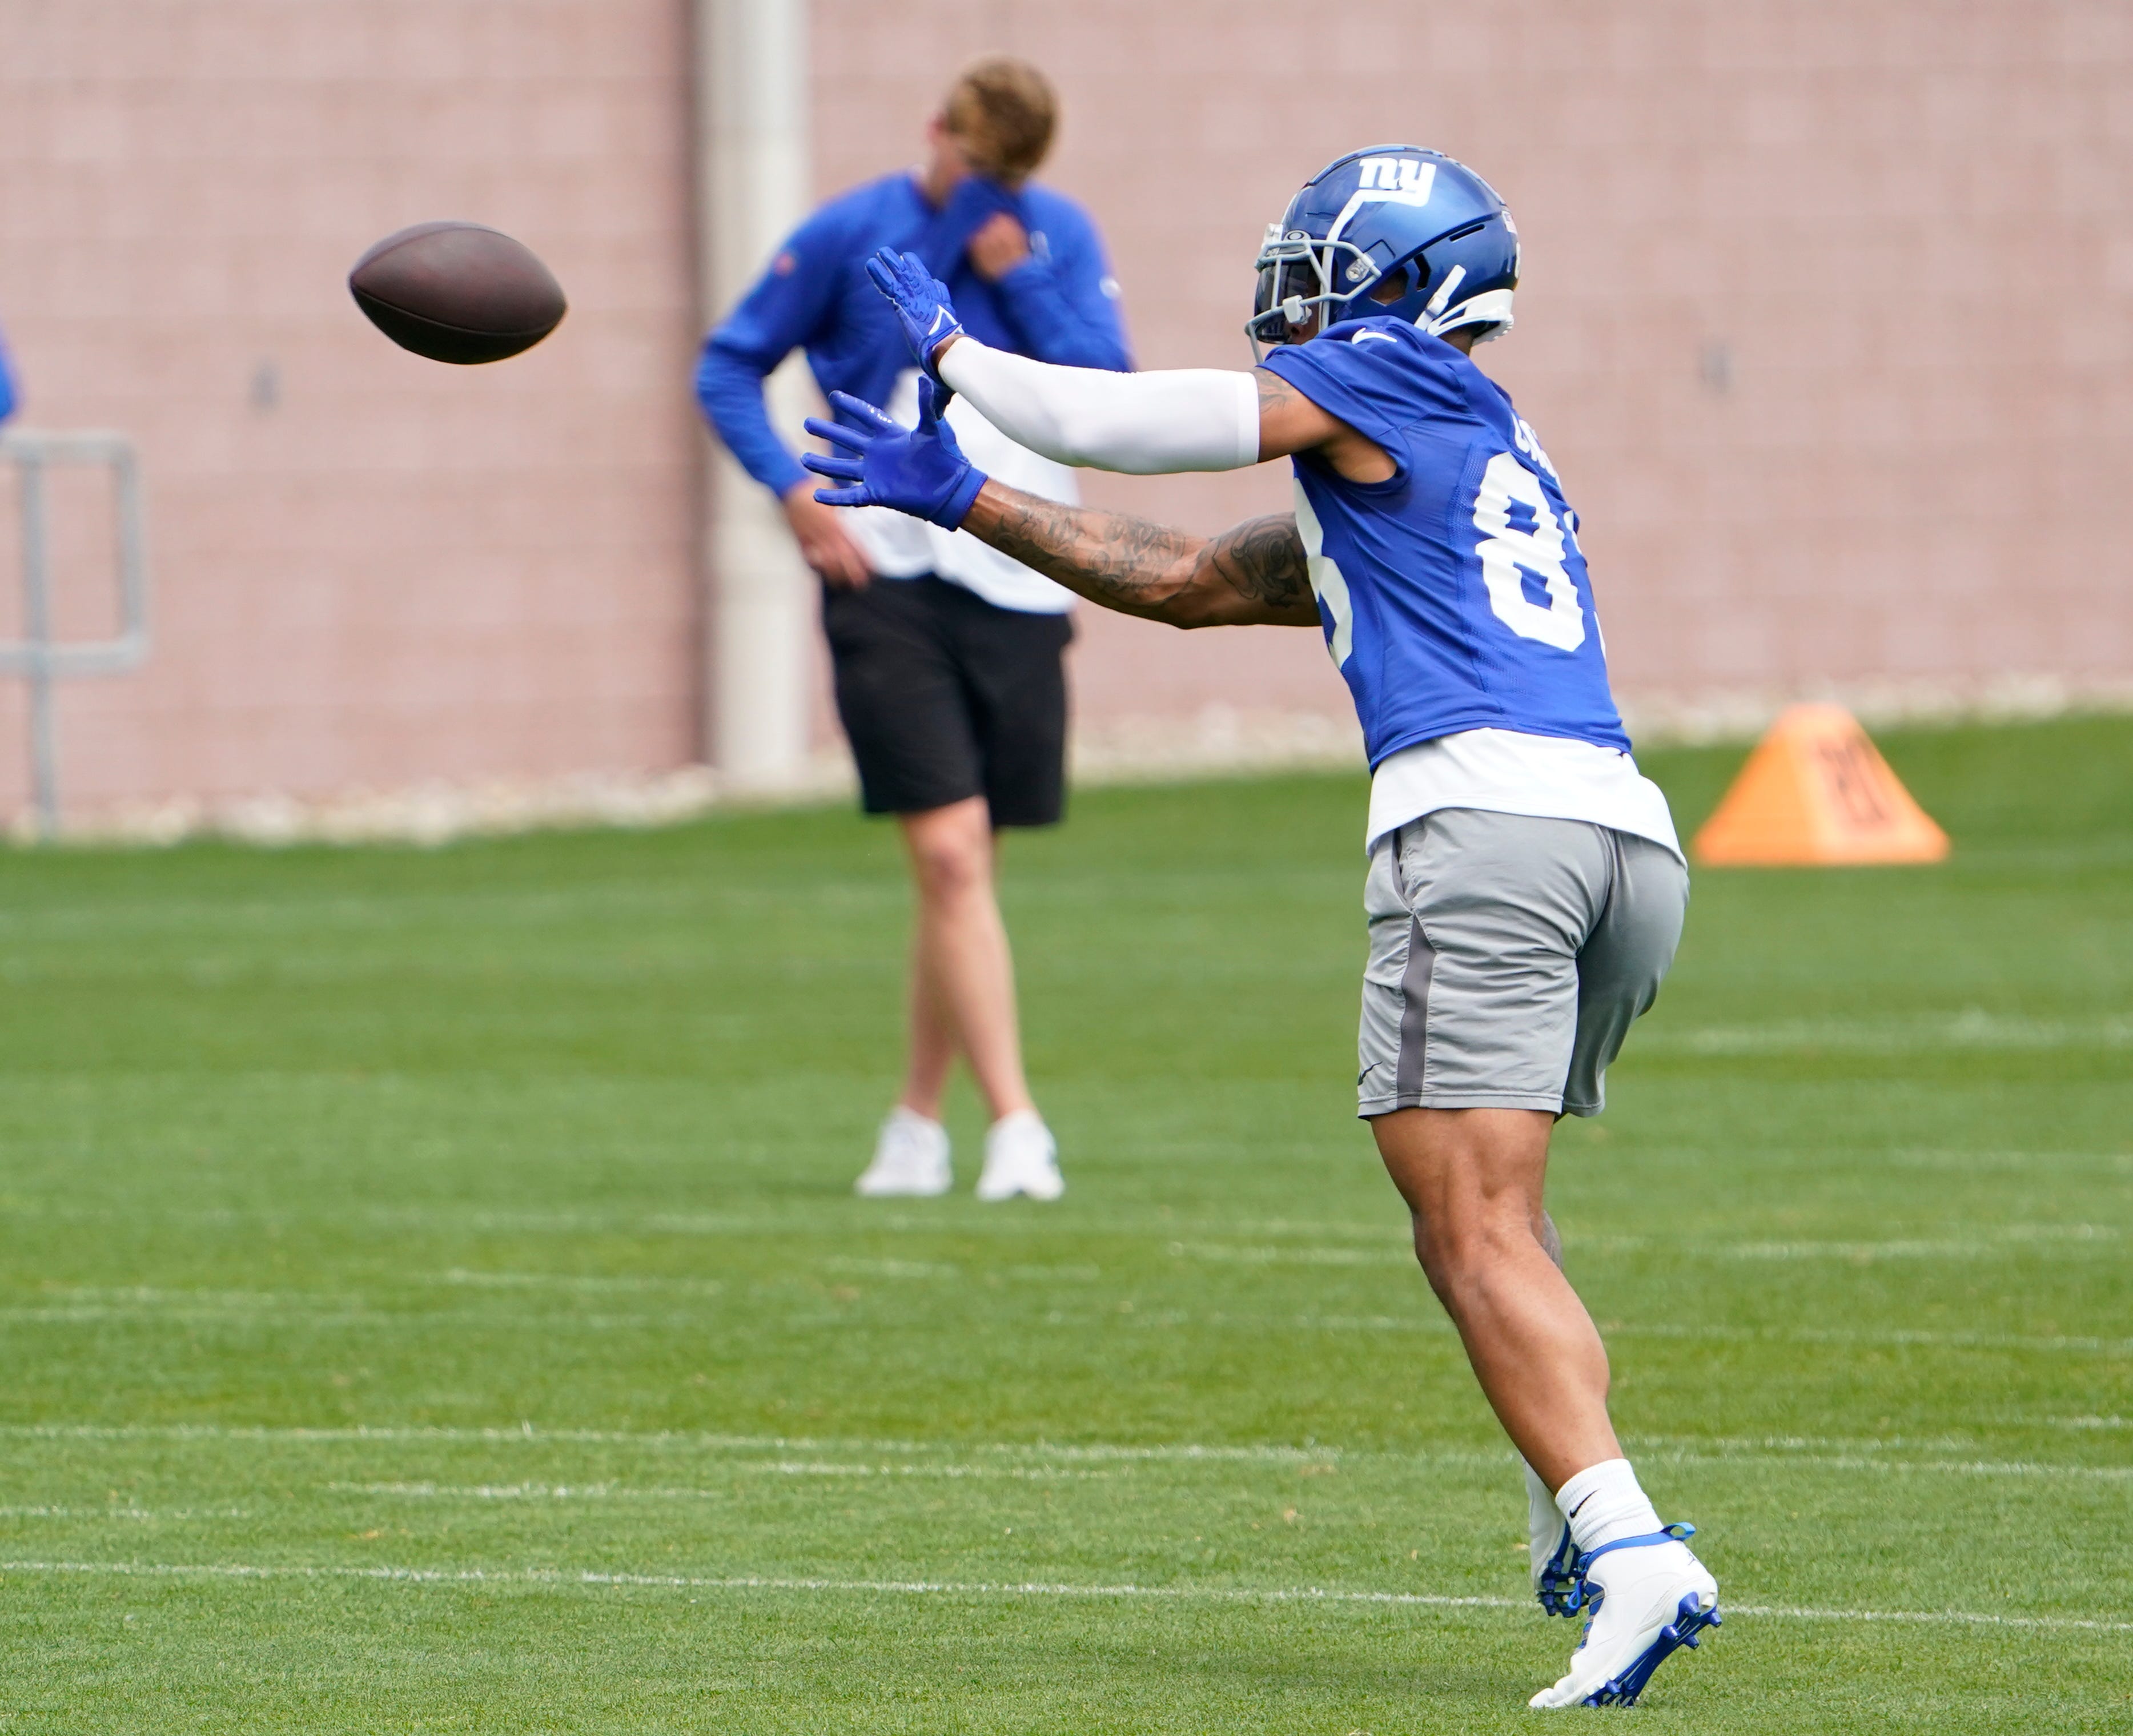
801, 387, 1313, 629
962, 481, 1317, 630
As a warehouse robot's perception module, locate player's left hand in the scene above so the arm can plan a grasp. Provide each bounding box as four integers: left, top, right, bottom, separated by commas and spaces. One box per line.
803, 381, 987, 530
865, 248, 966, 379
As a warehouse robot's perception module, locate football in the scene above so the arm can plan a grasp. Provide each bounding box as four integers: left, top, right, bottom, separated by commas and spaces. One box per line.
348, 220, 567, 364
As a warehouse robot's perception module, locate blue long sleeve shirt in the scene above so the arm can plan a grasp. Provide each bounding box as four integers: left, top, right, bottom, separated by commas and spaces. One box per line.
0, 324, 17, 425
696, 171, 1132, 498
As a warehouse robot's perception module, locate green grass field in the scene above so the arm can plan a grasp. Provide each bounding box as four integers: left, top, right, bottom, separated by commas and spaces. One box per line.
1, 715, 2128, 1733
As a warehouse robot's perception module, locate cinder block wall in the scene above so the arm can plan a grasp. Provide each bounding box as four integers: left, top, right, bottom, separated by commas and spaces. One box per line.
1, 2, 2126, 814
0, 1, 704, 813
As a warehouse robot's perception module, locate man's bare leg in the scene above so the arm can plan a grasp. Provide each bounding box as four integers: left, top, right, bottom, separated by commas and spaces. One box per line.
896, 797, 1035, 1122
852, 866, 962, 1197
1370, 1105, 1618, 1486
897, 909, 958, 1122
1375, 1103, 1718, 1703
1519, 1205, 1577, 1605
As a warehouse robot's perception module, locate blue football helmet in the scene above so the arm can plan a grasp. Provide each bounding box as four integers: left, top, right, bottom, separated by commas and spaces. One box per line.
1248, 146, 1520, 357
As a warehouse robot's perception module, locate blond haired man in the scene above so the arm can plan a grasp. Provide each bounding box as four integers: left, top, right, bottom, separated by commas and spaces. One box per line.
696, 59, 1131, 1200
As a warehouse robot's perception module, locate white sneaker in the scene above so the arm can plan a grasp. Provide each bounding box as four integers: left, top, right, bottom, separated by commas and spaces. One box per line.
974, 1110, 1063, 1201
1528, 1526, 1720, 1709
853, 1108, 950, 1197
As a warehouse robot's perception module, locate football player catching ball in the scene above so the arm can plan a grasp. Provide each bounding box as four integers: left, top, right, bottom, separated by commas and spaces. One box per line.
806, 146, 1721, 1710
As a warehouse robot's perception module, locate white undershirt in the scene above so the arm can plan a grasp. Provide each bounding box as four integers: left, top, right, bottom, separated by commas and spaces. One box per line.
1367, 728, 1684, 861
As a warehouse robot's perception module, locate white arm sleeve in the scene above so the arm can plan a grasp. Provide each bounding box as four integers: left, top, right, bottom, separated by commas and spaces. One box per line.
936, 339, 1261, 476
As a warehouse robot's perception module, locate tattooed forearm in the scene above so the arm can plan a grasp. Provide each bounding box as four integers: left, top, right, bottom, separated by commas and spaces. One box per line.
969, 485, 1203, 621
1202, 514, 1312, 614
962, 483, 1319, 629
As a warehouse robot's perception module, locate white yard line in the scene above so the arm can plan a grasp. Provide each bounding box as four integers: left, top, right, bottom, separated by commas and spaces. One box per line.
0, 1558, 2125, 1634
0, 1307, 693, 1329
0, 1423, 1343, 1464
10, 1199, 2128, 1259
0, 1506, 248, 1520
30, 1287, 350, 1307
331, 1463, 1111, 1496
1642, 1013, 2133, 1054
437, 1271, 726, 1296
1, 1422, 2118, 1480
1173, 1243, 1413, 1268
821, 1258, 961, 1280
1886, 1149, 2133, 1174
1642, 1451, 2130, 1481
0, 1302, 2044, 1352
1609, 1321, 2133, 1356
751, 1462, 1112, 1480
1638, 1231, 2120, 1260
1632, 1430, 2015, 1454
1179, 1227, 2125, 1267
1300, 1313, 2133, 1356
23, 1292, 2105, 1346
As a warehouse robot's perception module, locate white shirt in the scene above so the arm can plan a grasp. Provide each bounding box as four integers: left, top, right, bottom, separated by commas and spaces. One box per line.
832, 368, 1078, 616
1367, 728, 1684, 861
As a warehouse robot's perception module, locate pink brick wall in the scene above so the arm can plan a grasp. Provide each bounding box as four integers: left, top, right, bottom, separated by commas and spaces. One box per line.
0, 0, 703, 812
1, 2, 2126, 815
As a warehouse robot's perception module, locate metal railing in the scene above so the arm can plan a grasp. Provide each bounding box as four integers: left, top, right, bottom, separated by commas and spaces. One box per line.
0, 429, 150, 838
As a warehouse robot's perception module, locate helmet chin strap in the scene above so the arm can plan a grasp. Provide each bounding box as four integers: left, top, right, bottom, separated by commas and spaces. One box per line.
1422, 263, 1468, 318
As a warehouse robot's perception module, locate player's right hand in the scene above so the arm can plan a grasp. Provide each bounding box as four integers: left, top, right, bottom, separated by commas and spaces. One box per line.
804, 383, 988, 531
865, 249, 966, 379
780, 484, 874, 589
965, 211, 1033, 283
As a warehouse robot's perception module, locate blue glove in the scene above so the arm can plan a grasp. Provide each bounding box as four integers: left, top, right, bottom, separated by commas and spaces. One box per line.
865, 248, 966, 382
803, 381, 987, 530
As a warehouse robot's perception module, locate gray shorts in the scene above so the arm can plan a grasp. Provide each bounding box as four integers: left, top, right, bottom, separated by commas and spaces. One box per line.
1359, 807, 1689, 1119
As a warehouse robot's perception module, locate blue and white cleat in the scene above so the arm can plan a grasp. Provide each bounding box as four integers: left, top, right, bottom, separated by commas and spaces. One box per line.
1526, 1464, 1585, 1618
1528, 1523, 1720, 1709
1535, 1520, 1587, 1617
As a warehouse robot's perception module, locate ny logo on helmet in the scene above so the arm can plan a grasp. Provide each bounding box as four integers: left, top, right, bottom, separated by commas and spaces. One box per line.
1356, 157, 1435, 198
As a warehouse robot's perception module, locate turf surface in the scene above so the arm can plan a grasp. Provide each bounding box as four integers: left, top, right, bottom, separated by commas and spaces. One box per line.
1, 715, 2128, 1733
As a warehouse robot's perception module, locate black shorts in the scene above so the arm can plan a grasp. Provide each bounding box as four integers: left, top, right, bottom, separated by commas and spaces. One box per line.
821, 574, 1074, 826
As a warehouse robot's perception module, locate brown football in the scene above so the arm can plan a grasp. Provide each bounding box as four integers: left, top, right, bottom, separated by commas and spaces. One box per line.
348, 221, 567, 365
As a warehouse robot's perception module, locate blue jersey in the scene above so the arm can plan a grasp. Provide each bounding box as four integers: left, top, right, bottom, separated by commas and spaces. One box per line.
698, 172, 1131, 497
1260, 319, 1630, 767
0, 322, 15, 424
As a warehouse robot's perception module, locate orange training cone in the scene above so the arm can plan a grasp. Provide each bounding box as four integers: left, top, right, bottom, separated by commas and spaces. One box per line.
1691, 704, 1949, 866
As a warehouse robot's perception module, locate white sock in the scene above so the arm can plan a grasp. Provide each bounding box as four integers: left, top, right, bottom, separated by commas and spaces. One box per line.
1555, 1457, 1663, 1556
1524, 1458, 1561, 1570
